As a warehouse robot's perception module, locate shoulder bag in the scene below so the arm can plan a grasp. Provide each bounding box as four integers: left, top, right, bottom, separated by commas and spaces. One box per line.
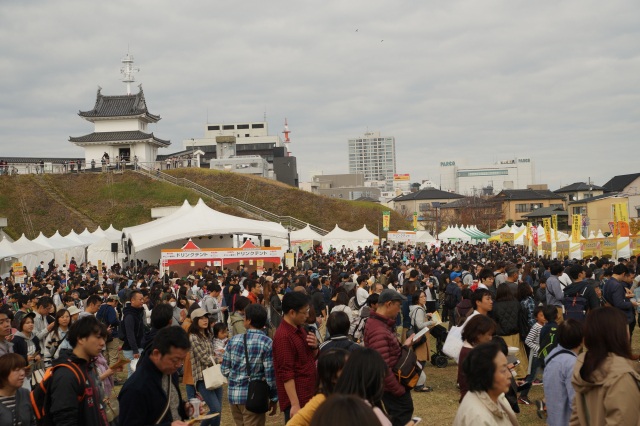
203, 355, 227, 390
243, 334, 270, 413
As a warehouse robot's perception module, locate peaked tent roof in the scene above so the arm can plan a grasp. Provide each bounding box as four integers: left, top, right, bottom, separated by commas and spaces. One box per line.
602, 173, 640, 193
123, 199, 288, 252
351, 225, 378, 240
415, 230, 436, 243
438, 225, 472, 242
290, 225, 323, 242
322, 225, 352, 240
0, 238, 18, 258
12, 234, 52, 257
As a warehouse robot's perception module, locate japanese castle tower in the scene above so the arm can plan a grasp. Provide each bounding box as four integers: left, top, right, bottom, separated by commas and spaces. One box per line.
69, 53, 170, 165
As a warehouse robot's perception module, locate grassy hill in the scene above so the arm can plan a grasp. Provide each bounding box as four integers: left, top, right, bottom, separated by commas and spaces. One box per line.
0, 169, 409, 240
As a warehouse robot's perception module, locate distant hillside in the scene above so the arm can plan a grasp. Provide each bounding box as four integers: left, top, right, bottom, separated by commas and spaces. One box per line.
0, 170, 409, 240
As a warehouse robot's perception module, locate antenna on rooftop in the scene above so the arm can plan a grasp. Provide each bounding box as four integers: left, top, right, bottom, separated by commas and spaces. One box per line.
120, 52, 140, 95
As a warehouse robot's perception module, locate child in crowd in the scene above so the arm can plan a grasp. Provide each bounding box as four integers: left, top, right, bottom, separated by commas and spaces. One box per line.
212, 322, 228, 363
534, 275, 547, 306
519, 306, 546, 404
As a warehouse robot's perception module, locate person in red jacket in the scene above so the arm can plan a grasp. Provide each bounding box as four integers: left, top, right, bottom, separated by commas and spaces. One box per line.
364, 289, 415, 426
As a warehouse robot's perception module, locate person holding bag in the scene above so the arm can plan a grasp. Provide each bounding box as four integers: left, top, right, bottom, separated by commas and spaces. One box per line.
409, 290, 434, 393
189, 308, 223, 426
221, 304, 278, 426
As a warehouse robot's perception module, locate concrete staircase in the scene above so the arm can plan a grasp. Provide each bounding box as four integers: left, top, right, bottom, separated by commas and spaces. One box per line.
133, 168, 328, 235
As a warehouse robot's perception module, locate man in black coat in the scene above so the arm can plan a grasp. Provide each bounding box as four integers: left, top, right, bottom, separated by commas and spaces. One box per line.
118, 326, 191, 426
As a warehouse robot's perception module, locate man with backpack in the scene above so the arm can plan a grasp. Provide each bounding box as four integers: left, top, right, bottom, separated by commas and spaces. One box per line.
562, 265, 600, 322
444, 273, 462, 329
41, 316, 110, 426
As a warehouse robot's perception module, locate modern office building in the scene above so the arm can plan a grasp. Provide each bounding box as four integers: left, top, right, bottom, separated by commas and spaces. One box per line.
439, 157, 535, 196
184, 119, 299, 187
348, 131, 396, 191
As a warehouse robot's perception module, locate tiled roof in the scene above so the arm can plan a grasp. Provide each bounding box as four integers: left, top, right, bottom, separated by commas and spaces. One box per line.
69, 131, 170, 146
568, 193, 621, 205
438, 197, 493, 209
554, 182, 605, 193
494, 189, 564, 201
393, 188, 464, 202
602, 173, 640, 193
78, 88, 160, 121
522, 206, 568, 218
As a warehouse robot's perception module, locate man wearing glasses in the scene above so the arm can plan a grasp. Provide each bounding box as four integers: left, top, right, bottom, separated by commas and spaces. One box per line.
272, 292, 318, 423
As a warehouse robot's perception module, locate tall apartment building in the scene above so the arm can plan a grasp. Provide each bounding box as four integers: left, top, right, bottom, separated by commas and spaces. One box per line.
348, 131, 396, 191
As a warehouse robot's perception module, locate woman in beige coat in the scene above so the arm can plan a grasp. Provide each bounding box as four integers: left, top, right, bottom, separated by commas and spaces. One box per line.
570, 307, 640, 426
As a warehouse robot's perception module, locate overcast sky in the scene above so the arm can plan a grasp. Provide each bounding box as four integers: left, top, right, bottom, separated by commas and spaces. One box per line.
0, 0, 637, 190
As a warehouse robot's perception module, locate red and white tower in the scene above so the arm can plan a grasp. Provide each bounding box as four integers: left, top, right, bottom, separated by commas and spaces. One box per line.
282, 118, 291, 156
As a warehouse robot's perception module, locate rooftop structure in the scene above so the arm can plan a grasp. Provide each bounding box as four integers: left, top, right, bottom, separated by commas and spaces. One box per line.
439, 157, 535, 195
69, 54, 169, 166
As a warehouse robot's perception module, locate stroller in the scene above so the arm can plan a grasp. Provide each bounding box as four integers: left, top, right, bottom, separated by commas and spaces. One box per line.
429, 324, 449, 368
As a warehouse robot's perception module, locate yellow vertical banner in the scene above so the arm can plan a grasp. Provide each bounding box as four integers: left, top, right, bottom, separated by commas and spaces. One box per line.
526, 222, 532, 246
572, 214, 581, 243
551, 215, 558, 241
382, 211, 390, 232
412, 212, 418, 231
543, 218, 551, 242
613, 203, 630, 237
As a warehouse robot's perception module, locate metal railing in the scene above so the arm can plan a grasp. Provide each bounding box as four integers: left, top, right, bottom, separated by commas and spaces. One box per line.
134, 165, 328, 235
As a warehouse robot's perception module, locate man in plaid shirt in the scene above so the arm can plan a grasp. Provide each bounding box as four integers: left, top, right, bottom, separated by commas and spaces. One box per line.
221, 304, 278, 425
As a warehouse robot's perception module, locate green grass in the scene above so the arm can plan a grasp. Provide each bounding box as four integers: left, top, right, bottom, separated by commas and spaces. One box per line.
0, 169, 410, 240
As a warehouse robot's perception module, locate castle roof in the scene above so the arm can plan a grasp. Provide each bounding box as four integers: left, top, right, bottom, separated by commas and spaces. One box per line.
78, 87, 160, 122
69, 131, 170, 146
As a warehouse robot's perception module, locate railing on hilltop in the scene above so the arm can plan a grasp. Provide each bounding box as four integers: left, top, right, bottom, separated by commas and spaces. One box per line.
134, 164, 328, 236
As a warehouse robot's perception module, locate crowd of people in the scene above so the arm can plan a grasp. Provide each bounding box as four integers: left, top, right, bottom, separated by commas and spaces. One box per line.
0, 240, 639, 426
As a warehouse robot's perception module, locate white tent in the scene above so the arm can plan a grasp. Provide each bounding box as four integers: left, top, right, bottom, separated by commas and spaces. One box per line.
290, 225, 323, 242
491, 224, 512, 236
0, 239, 18, 276
48, 231, 87, 265
416, 230, 436, 243
351, 225, 378, 243
87, 237, 125, 267
438, 225, 472, 242
321, 225, 363, 252
91, 226, 106, 239
76, 228, 100, 245
290, 224, 323, 254
123, 199, 288, 261
12, 234, 53, 272
104, 225, 123, 241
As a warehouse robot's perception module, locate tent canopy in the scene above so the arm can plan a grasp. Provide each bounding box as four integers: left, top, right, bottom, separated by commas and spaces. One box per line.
123, 199, 289, 253
290, 224, 323, 242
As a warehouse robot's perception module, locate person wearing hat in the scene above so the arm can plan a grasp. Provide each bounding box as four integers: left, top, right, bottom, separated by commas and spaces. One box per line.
363, 289, 415, 426
188, 307, 223, 426
12, 312, 41, 390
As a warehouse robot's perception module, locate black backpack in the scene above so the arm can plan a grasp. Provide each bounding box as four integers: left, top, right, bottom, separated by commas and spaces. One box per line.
562, 286, 589, 322
538, 325, 558, 368
444, 289, 457, 309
